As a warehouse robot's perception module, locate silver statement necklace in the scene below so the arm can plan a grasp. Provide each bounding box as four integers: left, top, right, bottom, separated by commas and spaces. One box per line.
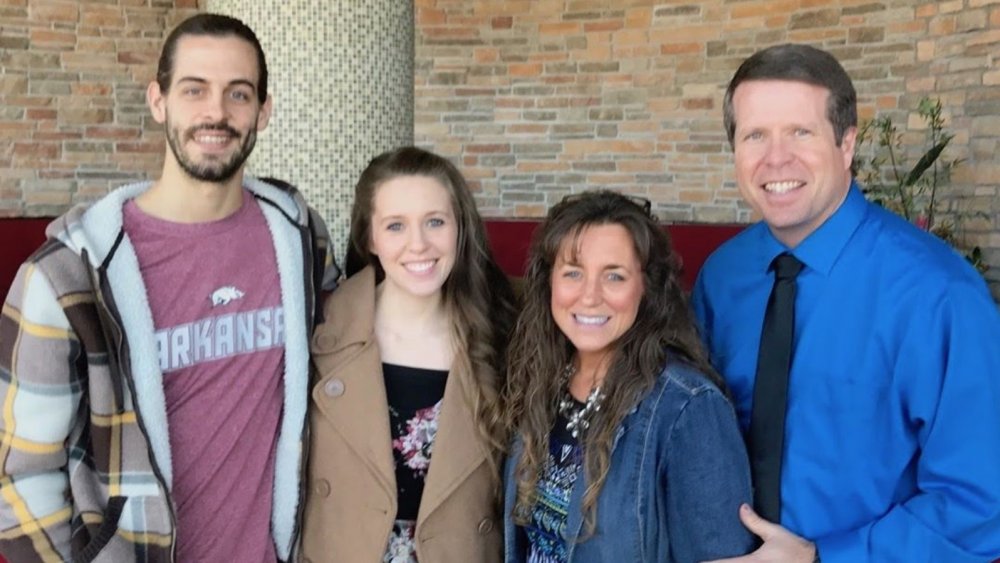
557, 365, 605, 439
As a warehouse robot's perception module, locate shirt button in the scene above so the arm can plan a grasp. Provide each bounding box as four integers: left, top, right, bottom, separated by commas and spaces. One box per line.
324, 378, 345, 397
477, 518, 493, 535
314, 479, 331, 497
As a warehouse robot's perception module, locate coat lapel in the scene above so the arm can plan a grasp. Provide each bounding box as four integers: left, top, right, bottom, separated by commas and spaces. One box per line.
310, 266, 490, 525
310, 267, 396, 499
417, 354, 489, 523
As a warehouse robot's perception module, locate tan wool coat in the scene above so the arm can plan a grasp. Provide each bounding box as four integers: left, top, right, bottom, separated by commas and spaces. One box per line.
299, 266, 502, 562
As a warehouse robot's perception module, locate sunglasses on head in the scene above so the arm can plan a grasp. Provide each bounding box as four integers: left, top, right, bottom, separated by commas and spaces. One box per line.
560, 192, 653, 216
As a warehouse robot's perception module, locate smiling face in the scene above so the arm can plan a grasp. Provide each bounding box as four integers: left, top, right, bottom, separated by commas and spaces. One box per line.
732, 79, 856, 247
147, 34, 272, 183
369, 175, 458, 300
550, 223, 645, 371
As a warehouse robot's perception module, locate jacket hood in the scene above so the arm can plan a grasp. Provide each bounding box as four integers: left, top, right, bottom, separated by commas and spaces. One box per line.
46, 177, 311, 266
40, 175, 316, 560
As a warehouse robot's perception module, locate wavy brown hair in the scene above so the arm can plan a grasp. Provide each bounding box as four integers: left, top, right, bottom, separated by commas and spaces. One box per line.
503, 190, 721, 535
349, 146, 518, 481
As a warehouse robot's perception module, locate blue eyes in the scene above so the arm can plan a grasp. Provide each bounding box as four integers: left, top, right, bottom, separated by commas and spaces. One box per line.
742, 128, 812, 142
385, 218, 446, 232
561, 270, 626, 282
179, 87, 252, 102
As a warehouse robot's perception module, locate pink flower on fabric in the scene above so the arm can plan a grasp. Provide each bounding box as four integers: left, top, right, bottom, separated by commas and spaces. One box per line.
392, 401, 442, 475
384, 521, 417, 563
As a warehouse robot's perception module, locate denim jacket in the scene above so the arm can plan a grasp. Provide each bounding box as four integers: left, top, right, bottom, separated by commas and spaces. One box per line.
503, 361, 755, 563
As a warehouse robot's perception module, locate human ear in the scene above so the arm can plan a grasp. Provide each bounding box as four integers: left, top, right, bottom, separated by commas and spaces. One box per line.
147, 81, 167, 124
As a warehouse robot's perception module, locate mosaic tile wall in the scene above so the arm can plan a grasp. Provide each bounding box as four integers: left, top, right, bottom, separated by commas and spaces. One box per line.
207, 0, 415, 264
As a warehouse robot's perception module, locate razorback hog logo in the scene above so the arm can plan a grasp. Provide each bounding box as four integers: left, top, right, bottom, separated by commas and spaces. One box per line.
210, 286, 245, 307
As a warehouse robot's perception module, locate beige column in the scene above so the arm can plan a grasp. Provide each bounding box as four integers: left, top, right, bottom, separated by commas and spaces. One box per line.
206, 1, 414, 261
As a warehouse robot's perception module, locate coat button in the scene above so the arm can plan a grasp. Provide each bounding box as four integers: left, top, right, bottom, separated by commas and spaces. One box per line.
477, 518, 493, 535
324, 378, 345, 397
314, 332, 336, 350
314, 479, 331, 497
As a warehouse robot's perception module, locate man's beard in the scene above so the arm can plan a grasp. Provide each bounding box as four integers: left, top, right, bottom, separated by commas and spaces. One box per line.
165, 116, 257, 183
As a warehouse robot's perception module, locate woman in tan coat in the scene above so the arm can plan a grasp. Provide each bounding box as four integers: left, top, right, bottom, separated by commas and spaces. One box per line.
301, 146, 517, 562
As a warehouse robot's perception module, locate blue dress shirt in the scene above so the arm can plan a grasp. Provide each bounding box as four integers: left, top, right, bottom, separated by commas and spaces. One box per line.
692, 183, 1000, 562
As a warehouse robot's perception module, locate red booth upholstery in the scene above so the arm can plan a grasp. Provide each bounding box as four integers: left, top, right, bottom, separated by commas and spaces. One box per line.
0, 218, 51, 299
0, 218, 744, 298
483, 219, 744, 291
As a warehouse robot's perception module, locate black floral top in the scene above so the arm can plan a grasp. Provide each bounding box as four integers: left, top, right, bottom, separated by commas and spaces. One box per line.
382, 363, 448, 563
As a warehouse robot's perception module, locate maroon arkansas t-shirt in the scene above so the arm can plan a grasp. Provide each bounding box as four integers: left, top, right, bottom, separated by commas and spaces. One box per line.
124, 189, 282, 562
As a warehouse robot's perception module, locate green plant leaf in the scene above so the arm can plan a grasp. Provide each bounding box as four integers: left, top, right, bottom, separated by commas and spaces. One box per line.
903, 137, 951, 187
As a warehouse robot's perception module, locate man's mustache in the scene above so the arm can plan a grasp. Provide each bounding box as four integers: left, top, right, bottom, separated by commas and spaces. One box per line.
185, 122, 240, 139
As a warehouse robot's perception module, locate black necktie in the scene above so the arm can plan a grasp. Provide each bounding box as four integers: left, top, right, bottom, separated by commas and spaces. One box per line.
749, 252, 803, 523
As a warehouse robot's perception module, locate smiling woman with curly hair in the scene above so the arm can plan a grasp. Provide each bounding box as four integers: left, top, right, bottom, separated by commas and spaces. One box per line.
502, 191, 754, 562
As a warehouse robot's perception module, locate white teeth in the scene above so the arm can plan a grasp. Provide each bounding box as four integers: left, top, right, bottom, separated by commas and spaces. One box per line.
764, 181, 802, 194
195, 135, 230, 144
405, 260, 435, 273
574, 314, 608, 325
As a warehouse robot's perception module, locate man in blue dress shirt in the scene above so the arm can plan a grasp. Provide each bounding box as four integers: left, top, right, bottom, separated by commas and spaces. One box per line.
693, 43, 1000, 563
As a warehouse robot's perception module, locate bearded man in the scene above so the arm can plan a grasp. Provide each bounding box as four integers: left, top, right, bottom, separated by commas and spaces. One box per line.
0, 13, 338, 562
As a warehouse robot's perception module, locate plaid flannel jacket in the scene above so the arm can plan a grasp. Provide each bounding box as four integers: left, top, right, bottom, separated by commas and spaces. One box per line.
0, 178, 337, 562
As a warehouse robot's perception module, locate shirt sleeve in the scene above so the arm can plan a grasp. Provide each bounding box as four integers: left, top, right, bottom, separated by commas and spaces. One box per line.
307, 207, 342, 292
0, 262, 78, 562
690, 269, 715, 347
665, 384, 756, 561
815, 280, 1000, 563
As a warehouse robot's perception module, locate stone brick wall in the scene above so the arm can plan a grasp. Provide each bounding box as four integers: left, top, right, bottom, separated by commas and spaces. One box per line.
0, 0, 199, 217
2, 1, 998, 298
413, 0, 1000, 299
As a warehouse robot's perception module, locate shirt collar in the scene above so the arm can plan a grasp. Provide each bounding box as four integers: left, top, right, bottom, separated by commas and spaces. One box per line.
756, 180, 868, 276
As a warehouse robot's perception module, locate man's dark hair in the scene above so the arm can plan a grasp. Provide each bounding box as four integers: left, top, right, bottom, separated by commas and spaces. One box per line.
156, 13, 268, 102
723, 43, 856, 149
